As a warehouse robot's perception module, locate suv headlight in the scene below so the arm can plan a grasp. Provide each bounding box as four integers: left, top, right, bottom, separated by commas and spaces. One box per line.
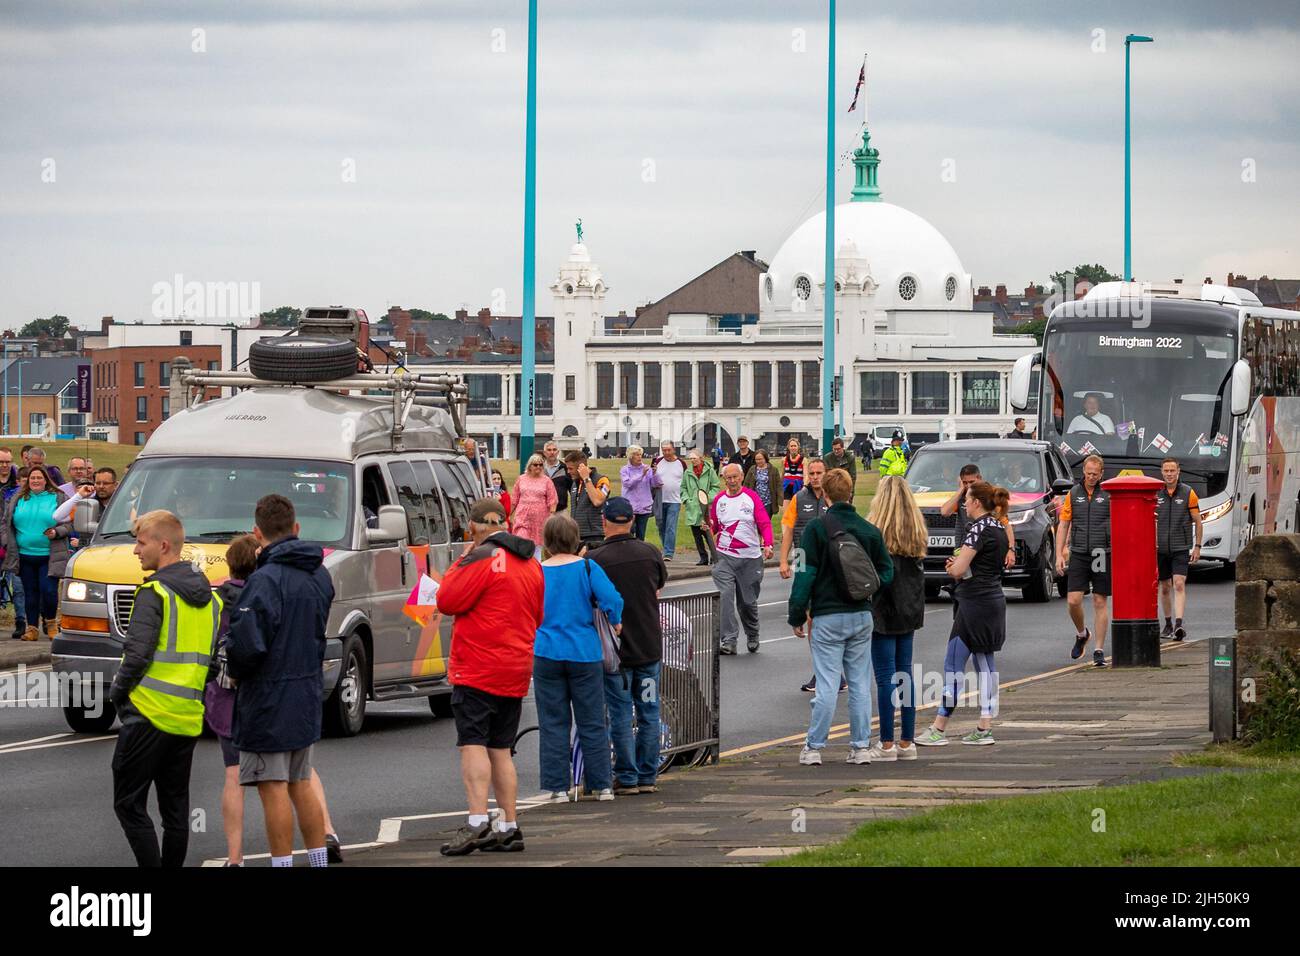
64, 580, 108, 603
1200, 500, 1234, 523
1008, 508, 1035, 525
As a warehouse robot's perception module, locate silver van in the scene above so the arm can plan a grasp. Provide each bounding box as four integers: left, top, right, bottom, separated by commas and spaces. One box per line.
52, 357, 487, 736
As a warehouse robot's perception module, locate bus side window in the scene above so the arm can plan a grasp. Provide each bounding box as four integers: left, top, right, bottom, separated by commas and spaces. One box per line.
409, 459, 450, 545
361, 464, 389, 530
432, 460, 472, 542
386, 461, 430, 546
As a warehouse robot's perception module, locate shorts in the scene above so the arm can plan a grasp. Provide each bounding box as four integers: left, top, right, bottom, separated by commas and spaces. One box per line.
1158, 550, 1190, 580
1066, 551, 1111, 597
239, 745, 314, 786
218, 735, 239, 769
452, 685, 522, 750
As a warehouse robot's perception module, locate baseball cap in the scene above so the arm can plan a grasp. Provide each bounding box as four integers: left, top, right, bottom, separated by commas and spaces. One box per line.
469, 498, 507, 524
602, 496, 634, 523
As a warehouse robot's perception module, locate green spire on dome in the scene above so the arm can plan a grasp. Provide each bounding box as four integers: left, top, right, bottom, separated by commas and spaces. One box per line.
850, 125, 882, 202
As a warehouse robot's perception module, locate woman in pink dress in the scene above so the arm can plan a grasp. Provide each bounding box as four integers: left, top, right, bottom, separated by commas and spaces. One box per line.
511, 453, 558, 554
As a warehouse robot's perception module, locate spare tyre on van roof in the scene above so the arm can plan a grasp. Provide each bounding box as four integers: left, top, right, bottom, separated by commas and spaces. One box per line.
248, 335, 360, 383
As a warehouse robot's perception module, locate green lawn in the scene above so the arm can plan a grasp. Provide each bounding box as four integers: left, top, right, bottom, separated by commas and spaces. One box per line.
776, 755, 1300, 866
26, 439, 141, 480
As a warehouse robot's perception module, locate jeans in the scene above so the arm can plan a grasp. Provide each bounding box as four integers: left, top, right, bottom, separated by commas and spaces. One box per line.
632, 513, 651, 541
533, 656, 612, 793
2, 569, 25, 625
18, 554, 57, 624
711, 554, 763, 648
806, 610, 874, 750
656, 502, 681, 557
871, 631, 916, 742
604, 663, 662, 786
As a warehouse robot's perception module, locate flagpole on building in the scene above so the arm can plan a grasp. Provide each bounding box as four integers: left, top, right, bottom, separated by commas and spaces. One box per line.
821, 0, 836, 454
519, 0, 538, 466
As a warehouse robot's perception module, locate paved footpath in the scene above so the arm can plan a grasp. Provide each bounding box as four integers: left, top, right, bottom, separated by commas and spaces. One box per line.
349, 640, 1212, 866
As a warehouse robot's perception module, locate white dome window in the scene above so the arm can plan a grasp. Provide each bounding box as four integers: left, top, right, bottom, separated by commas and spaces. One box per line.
898, 275, 918, 301
945, 275, 957, 301
764, 275, 774, 301
794, 275, 812, 301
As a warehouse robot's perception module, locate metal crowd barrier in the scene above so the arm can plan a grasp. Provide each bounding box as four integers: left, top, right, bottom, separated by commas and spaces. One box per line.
657, 589, 722, 768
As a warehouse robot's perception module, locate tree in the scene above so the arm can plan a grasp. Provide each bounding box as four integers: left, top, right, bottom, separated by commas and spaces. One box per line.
20, 315, 71, 339
257, 306, 301, 328
409, 308, 451, 322
1049, 263, 1118, 292
1012, 317, 1048, 344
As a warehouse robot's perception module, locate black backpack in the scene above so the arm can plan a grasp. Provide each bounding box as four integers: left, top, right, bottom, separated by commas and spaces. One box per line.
820, 511, 881, 603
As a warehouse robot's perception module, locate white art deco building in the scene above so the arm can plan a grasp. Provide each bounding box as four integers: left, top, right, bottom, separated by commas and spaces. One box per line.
407, 126, 1038, 457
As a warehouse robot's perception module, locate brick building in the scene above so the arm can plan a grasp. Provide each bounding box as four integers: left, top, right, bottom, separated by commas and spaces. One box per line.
91, 345, 221, 445
628, 250, 767, 330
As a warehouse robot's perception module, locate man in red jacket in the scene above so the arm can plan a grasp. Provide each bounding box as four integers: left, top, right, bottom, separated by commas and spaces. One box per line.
435, 497, 545, 856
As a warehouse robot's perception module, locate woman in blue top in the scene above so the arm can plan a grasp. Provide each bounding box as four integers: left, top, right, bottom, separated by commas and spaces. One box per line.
533, 513, 624, 802
1, 465, 71, 641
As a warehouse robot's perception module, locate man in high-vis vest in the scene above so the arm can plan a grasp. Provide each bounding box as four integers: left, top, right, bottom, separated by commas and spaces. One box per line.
878, 431, 908, 477
109, 510, 220, 867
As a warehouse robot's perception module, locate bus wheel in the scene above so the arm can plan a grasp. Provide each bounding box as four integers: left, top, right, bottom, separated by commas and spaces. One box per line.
323, 635, 367, 737
63, 701, 117, 734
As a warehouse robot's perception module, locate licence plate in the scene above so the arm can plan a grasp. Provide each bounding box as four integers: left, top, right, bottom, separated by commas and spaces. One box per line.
928, 534, 954, 549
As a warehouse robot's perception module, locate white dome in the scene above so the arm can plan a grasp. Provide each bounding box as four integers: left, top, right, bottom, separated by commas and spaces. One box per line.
763, 201, 971, 312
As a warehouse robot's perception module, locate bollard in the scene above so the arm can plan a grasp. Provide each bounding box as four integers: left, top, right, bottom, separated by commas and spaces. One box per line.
1102, 474, 1163, 667
1209, 635, 1237, 742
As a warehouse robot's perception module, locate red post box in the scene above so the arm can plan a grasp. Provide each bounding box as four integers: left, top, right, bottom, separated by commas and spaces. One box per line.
1101, 474, 1163, 667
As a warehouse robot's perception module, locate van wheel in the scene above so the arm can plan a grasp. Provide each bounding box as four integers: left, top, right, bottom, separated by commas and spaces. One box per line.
428, 692, 454, 719
1022, 541, 1055, 603
248, 335, 359, 383
323, 635, 367, 737
924, 582, 941, 602
64, 700, 116, 734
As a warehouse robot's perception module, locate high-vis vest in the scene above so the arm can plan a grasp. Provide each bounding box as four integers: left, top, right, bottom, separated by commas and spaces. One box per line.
879, 446, 907, 476
1068, 483, 1111, 554
1155, 482, 1195, 554
127, 580, 221, 737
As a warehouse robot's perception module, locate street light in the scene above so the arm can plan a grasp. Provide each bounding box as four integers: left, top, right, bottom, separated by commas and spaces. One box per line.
1124, 33, 1154, 282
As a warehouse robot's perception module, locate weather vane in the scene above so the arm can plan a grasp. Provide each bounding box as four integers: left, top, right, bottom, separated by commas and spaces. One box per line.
575, 218, 584, 243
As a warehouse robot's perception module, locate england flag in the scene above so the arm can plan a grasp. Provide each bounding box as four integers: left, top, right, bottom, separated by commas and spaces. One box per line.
1152, 434, 1172, 453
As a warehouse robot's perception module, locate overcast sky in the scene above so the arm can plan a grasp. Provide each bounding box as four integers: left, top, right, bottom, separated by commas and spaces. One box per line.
2, 0, 1298, 329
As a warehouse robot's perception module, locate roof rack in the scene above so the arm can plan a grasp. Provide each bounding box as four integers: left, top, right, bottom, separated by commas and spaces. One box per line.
179, 366, 470, 450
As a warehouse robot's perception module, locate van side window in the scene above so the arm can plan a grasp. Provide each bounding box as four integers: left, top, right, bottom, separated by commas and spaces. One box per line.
387, 461, 431, 546
409, 459, 449, 545
361, 465, 389, 529
431, 460, 472, 542
448, 459, 481, 500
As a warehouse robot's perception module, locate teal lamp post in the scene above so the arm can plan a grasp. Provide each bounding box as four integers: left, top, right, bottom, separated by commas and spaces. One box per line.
519, 0, 538, 466
1124, 33, 1153, 282
822, 0, 836, 453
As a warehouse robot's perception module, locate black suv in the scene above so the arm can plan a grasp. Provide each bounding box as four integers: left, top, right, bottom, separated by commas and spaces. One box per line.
904, 439, 1074, 602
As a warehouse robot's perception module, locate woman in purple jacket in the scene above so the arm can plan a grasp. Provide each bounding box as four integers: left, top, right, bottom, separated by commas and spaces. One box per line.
619, 445, 656, 541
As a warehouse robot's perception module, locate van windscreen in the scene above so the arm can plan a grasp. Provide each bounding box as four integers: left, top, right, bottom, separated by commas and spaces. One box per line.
97, 457, 353, 547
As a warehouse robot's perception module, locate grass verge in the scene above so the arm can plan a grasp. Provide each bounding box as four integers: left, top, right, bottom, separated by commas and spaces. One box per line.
775, 761, 1300, 866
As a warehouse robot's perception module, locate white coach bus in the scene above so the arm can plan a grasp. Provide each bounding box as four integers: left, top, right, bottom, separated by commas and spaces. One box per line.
1009, 281, 1300, 567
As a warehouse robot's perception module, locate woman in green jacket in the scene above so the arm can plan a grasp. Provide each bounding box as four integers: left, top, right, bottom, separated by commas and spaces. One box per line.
680, 450, 721, 566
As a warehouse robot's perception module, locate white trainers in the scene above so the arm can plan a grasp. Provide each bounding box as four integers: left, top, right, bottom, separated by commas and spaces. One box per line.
596, 789, 615, 801
845, 746, 873, 764
894, 743, 919, 761
865, 744, 898, 762
799, 746, 823, 766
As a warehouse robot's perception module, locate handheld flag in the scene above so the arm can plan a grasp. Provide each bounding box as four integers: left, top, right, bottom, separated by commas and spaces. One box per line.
403, 573, 440, 626
1151, 433, 1172, 454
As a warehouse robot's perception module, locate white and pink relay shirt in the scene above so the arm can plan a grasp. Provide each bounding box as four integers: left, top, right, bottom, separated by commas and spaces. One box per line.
708, 488, 773, 559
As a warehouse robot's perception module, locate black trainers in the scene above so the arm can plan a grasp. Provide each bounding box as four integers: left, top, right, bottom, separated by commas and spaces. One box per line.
1092, 649, 1107, 668
325, 832, 343, 864
1173, 624, 1186, 641
439, 821, 495, 857
800, 676, 816, 693
1160, 621, 1174, 637
480, 827, 525, 853
747, 637, 760, 653
1071, 628, 1091, 660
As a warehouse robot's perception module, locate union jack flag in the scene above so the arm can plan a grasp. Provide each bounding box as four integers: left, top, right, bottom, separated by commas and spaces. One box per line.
1079, 441, 1098, 456
1214, 432, 1229, 447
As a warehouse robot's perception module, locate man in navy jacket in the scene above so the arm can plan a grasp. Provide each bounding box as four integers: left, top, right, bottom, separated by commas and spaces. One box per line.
227, 493, 335, 868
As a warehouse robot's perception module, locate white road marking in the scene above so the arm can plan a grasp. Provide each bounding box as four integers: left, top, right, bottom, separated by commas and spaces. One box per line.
0, 732, 71, 750
0, 734, 114, 755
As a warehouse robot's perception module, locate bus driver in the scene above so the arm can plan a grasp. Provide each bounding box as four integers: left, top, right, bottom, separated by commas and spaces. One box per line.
1067, 393, 1116, 436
